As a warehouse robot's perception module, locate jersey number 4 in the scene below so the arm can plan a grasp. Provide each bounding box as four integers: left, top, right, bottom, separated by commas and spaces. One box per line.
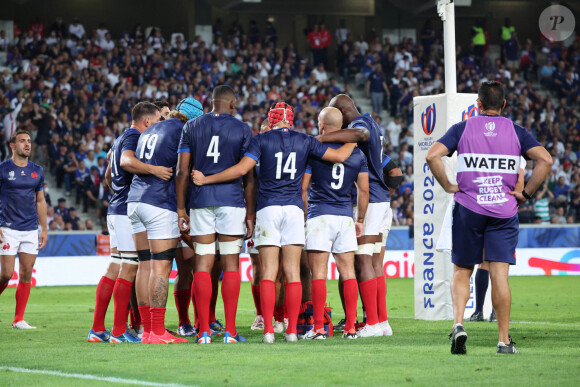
275, 152, 297, 180
207, 136, 221, 163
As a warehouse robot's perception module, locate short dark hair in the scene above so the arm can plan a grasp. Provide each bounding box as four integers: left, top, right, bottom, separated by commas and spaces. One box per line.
153, 100, 169, 110
478, 81, 505, 111
9, 129, 31, 144
212, 85, 235, 101
131, 101, 159, 122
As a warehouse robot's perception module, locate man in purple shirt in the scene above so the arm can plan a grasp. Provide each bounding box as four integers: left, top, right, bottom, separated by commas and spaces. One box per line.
427, 81, 552, 355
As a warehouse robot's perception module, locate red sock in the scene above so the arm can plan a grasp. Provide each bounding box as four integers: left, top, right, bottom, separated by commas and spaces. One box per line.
112, 278, 133, 337
150, 307, 167, 336
0, 282, 8, 295
191, 282, 199, 329
193, 272, 212, 334
92, 276, 115, 332
13, 281, 31, 324
284, 282, 302, 335
174, 287, 191, 326
222, 271, 240, 334
274, 304, 284, 322
260, 280, 275, 334
311, 279, 326, 331
343, 278, 358, 331
138, 305, 151, 335
130, 308, 141, 330
251, 284, 262, 316
359, 278, 379, 325
376, 276, 388, 322
209, 273, 219, 323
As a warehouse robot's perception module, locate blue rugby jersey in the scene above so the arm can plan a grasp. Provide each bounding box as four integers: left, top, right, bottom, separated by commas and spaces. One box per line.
127, 118, 184, 211
108, 128, 140, 215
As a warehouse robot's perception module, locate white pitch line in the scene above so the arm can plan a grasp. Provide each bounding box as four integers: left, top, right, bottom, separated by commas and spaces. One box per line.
0, 366, 196, 387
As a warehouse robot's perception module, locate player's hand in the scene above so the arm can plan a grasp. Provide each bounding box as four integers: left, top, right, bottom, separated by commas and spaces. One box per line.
509, 190, 526, 206
39, 229, 48, 249
153, 165, 173, 181
179, 232, 194, 251
177, 208, 190, 232
445, 183, 460, 194
0, 228, 4, 243
245, 217, 255, 240
192, 170, 206, 186
355, 221, 364, 238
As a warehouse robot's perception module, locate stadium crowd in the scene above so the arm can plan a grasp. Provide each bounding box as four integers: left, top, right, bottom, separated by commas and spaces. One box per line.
0, 16, 578, 229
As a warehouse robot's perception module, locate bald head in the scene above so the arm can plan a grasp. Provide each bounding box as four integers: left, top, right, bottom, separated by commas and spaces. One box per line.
318, 107, 343, 134
328, 94, 360, 128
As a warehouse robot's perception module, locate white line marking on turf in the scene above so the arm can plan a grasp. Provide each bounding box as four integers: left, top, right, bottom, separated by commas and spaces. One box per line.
0, 366, 196, 387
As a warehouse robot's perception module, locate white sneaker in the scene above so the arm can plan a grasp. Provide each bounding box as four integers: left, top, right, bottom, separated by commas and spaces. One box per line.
380, 320, 393, 336
284, 333, 298, 342
262, 332, 275, 344
302, 329, 326, 340
251, 315, 264, 330
357, 323, 382, 338
12, 321, 36, 330
273, 320, 285, 333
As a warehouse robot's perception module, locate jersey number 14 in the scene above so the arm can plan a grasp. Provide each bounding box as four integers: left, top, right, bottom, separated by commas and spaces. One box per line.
275, 152, 297, 180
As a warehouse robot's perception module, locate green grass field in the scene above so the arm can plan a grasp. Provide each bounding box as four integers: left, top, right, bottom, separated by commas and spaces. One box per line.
1, 276, 579, 386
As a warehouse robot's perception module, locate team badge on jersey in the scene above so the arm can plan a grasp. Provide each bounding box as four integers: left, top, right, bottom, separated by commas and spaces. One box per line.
31, 171, 38, 178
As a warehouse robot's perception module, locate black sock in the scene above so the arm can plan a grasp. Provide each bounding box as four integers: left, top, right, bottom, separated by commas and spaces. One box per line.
474, 268, 489, 314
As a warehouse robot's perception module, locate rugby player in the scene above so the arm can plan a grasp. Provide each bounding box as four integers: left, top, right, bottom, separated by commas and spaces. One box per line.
319, 94, 391, 337
302, 107, 369, 340
192, 102, 366, 343
127, 100, 201, 344
0, 129, 47, 330
176, 85, 255, 344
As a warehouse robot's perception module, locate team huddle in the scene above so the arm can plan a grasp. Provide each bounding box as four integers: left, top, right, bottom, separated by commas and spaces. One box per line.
85, 84, 402, 344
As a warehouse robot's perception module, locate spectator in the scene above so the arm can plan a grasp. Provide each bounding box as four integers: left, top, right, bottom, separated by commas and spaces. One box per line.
386, 115, 404, 153
308, 25, 324, 66
553, 176, 571, 200
366, 63, 389, 114
64, 207, 82, 230
75, 159, 90, 205
68, 18, 85, 40
54, 197, 69, 219
534, 180, 553, 223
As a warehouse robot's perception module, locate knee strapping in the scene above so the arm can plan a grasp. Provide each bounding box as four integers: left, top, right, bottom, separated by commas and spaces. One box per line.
110, 254, 122, 265
382, 231, 389, 245
373, 242, 383, 254
151, 248, 176, 261
218, 239, 243, 255
121, 252, 139, 265
195, 241, 216, 255
355, 243, 374, 256
137, 249, 151, 262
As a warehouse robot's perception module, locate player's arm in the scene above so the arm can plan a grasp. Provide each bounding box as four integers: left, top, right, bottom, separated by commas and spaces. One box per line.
302, 172, 312, 221
120, 150, 173, 181
318, 127, 370, 143
243, 167, 257, 239
176, 151, 191, 232
35, 189, 48, 249
383, 158, 403, 195
426, 142, 459, 194
510, 146, 553, 205
105, 163, 113, 190
515, 167, 525, 192
321, 143, 356, 163
192, 156, 257, 186
354, 172, 369, 237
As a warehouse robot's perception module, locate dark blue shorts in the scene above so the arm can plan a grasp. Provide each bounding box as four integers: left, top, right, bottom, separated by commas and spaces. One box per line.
451, 203, 518, 266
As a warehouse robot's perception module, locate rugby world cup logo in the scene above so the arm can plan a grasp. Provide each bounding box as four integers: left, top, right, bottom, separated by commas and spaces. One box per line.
484, 121, 497, 137
462, 104, 479, 120
8, 171, 15, 181
421, 104, 436, 136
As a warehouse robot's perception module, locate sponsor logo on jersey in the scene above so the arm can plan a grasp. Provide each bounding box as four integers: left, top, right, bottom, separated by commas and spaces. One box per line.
8, 171, 15, 180
484, 121, 497, 137
458, 153, 520, 174
421, 104, 436, 136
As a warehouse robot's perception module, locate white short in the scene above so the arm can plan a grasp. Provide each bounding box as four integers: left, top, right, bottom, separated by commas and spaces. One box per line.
107, 214, 136, 252
305, 215, 357, 253
189, 206, 246, 236
0, 227, 39, 256
382, 206, 394, 245
127, 202, 180, 240
255, 205, 305, 247
354, 202, 391, 236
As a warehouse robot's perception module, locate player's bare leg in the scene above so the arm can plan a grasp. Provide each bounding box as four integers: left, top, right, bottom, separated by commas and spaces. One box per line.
209, 256, 221, 329
488, 261, 511, 345
259, 245, 281, 340
0, 254, 16, 294
451, 264, 474, 327
216, 234, 244, 342
11, 252, 37, 327
281, 244, 303, 340
148, 237, 182, 344
334, 252, 358, 337
300, 249, 312, 304
133, 231, 152, 342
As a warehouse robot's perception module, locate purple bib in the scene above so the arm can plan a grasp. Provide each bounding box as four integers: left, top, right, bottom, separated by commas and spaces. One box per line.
454, 116, 521, 218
